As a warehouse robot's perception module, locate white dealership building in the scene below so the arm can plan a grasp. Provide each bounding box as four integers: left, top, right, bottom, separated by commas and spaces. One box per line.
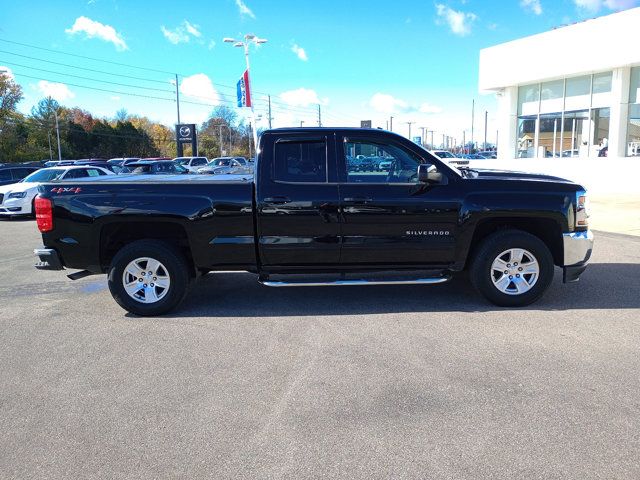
479, 8, 640, 162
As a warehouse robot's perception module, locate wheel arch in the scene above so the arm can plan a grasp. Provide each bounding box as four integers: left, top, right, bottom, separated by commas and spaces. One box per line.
464, 217, 563, 269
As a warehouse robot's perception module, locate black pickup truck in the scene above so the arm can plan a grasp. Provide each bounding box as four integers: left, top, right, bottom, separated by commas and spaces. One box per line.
34, 128, 593, 316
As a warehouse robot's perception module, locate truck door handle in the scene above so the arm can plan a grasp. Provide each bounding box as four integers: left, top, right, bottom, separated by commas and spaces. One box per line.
343, 197, 373, 203
263, 196, 291, 205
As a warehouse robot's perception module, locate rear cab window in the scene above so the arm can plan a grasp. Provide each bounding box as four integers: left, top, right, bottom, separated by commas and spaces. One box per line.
273, 138, 328, 183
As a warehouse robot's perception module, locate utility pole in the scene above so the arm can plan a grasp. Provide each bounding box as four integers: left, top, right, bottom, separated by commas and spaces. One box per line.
419, 127, 426, 147
406, 121, 413, 140
429, 130, 434, 149
317, 104, 322, 127
463, 130, 466, 154
390, 116, 394, 132
218, 125, 224, 156
386, 120, 389, 130
268, 95, 273, 129
47, 131, 53, 160
54, 109, 62, 161
175, 74, 181, 125
300, 120, 304, 127
484, 110, 488, 150
471, 99, 475, 152
442, 133, 445, 150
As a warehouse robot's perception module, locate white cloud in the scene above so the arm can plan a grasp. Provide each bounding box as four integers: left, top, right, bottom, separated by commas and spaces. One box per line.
183, 21, 201, 37
291, 44, 308, 61
180, 73, 220, 104
370, 93, 409, 113
208, 40, 216, 50
521, 0, 543, 15
419, 103, 443, 114
161, 20, 202, 44
369, 93, 442, 115
235, 0, 255, 18
0, 66, 14, 80
65, 16, 127, 51
280, 88, 325, 107
37, 80, 75, 101
435, 4, 477, 36
574, 0, 639, 10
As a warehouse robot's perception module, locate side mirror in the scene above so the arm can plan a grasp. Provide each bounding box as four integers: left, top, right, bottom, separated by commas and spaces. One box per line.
417, 164, 446, 184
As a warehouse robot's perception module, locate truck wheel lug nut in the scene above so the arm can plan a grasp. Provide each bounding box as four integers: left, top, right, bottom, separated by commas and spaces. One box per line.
509, 275, 513, 279
144, 284, 147, 287
507, 264, 511, 268
504, 270, 508, 274
518, 267, 523, 271
516, 274, 520, 278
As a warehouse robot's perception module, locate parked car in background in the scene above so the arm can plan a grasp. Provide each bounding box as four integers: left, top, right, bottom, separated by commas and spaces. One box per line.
0, 165, 113, 217
198, 157, 252, 175
173, 157, 209, 173
477, 151, 498, 159
123, 161, 188, 175
433, 150, 469, 166
0, 165, 41, 187
44, 160, 75, 167
108, 158, 141, 167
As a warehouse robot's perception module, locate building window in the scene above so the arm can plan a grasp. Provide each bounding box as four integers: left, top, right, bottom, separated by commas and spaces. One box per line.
515, 71, 612, 158
540, 80, 564, 113
517, 116, 537, 158
628, 104, 640, 156
591, 108, 610, 157
518, 83, 540, 116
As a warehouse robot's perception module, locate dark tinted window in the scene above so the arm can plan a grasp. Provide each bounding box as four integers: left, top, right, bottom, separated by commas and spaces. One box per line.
64, 169, 89, 179
193, 157, 207, 166
0, 169, 11, 181
11, 168, 35, 180
274, 140, 327, 183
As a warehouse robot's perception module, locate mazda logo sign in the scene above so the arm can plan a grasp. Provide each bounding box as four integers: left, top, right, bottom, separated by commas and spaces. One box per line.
179, 126, 191, 137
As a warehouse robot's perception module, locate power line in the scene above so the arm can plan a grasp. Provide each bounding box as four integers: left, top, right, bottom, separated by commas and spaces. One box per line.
0, 38, 176, 75
0, 60, 175, 94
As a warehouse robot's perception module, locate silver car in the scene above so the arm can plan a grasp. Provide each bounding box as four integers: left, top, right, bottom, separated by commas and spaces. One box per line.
197, 157, 253, 175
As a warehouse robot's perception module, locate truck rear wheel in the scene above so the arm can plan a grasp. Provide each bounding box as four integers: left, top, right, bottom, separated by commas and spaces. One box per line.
107, 240, 190, 316
470, 229, 554, 307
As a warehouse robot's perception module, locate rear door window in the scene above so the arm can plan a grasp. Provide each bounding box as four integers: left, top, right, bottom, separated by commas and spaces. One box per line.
273, 140, 327, 183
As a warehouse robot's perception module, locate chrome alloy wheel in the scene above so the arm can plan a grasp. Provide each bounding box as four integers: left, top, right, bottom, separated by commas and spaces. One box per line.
122, 257, 171, 304
490, 248, 540, 296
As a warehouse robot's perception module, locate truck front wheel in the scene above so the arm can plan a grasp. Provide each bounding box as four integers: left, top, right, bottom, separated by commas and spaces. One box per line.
470, 230, 554, 307
107, 240, 190, 316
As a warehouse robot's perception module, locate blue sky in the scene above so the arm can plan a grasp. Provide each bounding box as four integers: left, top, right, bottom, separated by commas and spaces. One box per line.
1, 0, 638, 145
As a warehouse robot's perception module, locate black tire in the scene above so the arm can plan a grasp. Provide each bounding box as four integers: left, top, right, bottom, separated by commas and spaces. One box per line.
107, 240, 191, 316
470, 229, 554, 307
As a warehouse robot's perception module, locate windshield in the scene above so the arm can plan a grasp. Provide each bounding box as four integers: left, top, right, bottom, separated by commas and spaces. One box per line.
173, 158, 190, 165
22, 168, 66, 183
211, 159, 231, 166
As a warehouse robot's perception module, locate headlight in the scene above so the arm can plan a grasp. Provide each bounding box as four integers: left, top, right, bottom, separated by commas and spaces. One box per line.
575, 190, 589, 228
8, 192, 27, 199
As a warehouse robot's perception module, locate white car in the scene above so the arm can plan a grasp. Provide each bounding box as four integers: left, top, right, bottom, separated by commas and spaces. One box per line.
173, 156, 209, 173
0, 165, 113, 217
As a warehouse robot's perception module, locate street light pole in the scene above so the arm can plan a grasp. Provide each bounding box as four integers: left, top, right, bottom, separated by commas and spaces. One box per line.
54, 109, 62, 161
406, 121, 413, 140
389, 116, 394, 132
224, 33, 267, 157
419, 127, 426, 147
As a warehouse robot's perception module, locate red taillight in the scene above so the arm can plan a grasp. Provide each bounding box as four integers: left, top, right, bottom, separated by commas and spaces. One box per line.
35, 196, 54, 232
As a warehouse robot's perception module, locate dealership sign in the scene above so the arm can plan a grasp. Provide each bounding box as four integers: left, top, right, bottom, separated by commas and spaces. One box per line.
175, 123, 198, 156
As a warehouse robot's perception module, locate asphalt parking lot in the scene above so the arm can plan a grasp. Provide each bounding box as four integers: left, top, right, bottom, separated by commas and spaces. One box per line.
1, 219, 639, 479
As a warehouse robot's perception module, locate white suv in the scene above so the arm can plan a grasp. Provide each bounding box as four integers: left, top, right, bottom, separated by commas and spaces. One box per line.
173, 156, 209, 173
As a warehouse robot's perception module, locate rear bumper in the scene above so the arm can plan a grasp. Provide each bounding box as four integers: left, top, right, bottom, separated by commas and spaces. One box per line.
562, 230, 593, 283
34, 248, 65, 271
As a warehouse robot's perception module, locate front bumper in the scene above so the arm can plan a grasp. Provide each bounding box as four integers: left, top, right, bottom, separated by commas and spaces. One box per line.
0, 195, 31, 215
562, 230, 594, 283
34, 248, 65, 271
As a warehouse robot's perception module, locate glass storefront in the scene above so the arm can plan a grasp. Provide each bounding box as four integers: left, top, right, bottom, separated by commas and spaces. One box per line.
628, 67, 640, 156
517, 71, 611, 158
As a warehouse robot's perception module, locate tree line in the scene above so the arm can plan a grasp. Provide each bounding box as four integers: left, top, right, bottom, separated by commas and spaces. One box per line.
0, 72, 254, 163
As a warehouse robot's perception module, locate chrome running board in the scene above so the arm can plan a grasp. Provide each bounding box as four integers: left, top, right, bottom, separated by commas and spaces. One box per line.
259, 275, 451, 288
